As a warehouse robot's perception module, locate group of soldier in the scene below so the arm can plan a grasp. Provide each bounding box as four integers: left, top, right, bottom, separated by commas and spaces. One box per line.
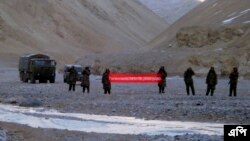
66, 66, 111, 94
66, 66, 239, 96
157, 66, 239, 97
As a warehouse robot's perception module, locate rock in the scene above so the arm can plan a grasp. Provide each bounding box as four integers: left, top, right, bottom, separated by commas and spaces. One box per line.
196, 102, 204, 106
4, 98, 21, 105
19, 98, 43, 107
152, 137, 169, 141
176, 25, 248, 48
174, 135, 181, 140
0, 98, 4, 103
112, 109, 116, 113
0, 129, 7, 141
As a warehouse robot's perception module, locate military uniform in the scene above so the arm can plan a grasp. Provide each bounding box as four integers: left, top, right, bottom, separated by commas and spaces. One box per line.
81, 67, 91, 93
67, 67, 77, 91
158, 67, 167, 94
184, 68, 195, 95
206, 67, 217, 96
229, 68, 239, 97
102, 69, 111, 94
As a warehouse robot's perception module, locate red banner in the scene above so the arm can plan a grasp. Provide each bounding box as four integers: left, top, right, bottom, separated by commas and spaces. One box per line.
109, 73, 161, 83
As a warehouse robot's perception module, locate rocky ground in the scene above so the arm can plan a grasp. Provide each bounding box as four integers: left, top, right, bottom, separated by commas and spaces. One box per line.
0, 68, 249, 141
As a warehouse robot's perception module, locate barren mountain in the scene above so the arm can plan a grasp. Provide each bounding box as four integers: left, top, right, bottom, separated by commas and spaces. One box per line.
80, 0, 250, 77
149, 0, 250, 49
147, 0, 250, 76
138, 0, 201, 24
0, 0, 167, 67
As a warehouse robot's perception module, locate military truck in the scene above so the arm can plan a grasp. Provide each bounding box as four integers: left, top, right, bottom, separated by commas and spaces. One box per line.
19, 54, 56, 83
63, 64, 83, 83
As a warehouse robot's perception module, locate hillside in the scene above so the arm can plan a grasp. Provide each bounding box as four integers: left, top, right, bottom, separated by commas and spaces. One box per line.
80, 0, 250, 77
138, 0, 201, 24
147, 0, 250, 76
149, 0, 250, 48
0, 0, 167, 67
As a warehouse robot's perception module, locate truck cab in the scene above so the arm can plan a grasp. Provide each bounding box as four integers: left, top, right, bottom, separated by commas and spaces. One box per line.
19, 54, 57, 83
29, 59, 56, 83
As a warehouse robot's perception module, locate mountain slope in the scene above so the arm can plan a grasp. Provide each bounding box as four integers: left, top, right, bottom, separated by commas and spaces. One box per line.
149, 0, 250, 48
82, 0, 250, 77
138, 0, 201, 24
0, 0, 167, 67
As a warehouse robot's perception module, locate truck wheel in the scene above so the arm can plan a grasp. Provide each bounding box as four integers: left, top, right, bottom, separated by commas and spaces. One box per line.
23, 74, 28, 83
24, 78, 28, 83
20, 72, 26, 82
40, 79, 47, 83
50, 77, 55, 83
30, 76, 36, 84
20, 73, 23, 81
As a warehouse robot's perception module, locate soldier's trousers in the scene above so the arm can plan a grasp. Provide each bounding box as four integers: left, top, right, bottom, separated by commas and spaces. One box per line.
229, 84, 237, 96
206, 85, 215, 96
104, 88, 111, 94
158, 86, 165, 93
83, 86, 89, 93
185, 83, 195, 95
69, 84, 75, 91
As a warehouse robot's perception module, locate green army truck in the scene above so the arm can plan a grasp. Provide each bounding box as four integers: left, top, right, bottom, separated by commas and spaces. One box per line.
19, 54, 56, 83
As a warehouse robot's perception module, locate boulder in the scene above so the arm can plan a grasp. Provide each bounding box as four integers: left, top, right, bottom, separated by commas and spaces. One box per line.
19, 98, 43, 107
0, 129, 7, 141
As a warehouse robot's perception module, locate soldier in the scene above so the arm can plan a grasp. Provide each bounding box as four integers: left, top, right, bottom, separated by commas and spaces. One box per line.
157, 66, 167, 94
102, 69, 111, 94
229, 67, 239, 97
67, 66, 77, 91
184, 67, 195, 95
81, 67, 91, 93
205, 67, 217, 96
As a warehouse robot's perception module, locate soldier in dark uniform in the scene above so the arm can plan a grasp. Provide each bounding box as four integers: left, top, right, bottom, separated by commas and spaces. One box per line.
157, 66, 167, 94
206, 67, 217, 96
67, 66, 77, 91
229, 67, 239, 97
81, 67, 91, 93
184, 67, 195, 95
102, 69, 111, 94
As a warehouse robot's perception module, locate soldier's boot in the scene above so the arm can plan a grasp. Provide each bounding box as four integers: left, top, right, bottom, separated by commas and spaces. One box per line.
159, 87, 162, 94
87, 86, 90, 93
186, 86, 190, 95
229, 87, 233, 96
162, 87, 165, 94
211, 90, 214, 96
206, 89, 209, 96
234, 89, 237, 97
69, 85, 72, 91
191, 86, 195, 96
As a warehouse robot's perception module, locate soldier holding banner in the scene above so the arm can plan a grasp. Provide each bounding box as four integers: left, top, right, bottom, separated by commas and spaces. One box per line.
102, 69, 111, 94
157, 66, 167, 94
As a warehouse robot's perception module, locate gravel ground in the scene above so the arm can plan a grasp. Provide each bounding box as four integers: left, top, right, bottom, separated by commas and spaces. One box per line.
0, 68, 249, 140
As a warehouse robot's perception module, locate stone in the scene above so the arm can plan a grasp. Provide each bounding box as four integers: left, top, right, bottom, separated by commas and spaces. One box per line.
19, 98, 43, 107
0, 129, 7, 141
